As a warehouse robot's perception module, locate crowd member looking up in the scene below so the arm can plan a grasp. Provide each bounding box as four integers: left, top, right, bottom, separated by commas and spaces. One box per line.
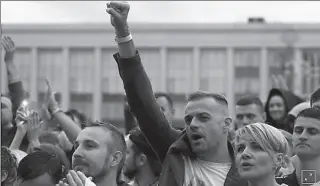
277, 108, 320, 186
1, 146, 18, 186
68, 121, 128, 186
235, 95, 266, 130
123, 129, 161, 186
107, 2, 247, 185
235, 123, 290, 186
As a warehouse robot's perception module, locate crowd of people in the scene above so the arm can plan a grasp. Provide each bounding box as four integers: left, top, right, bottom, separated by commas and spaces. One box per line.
1, 1, 320, 186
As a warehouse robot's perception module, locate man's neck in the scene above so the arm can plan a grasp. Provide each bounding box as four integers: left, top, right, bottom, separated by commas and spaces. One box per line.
94, 172, 118, 186
248, 173, 279, 186
296, 155, 320, 185
135, 166, 158, 186
197, 140, 232, 163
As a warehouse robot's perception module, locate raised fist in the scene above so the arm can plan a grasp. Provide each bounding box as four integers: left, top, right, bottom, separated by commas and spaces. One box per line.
106, 1, 130, 37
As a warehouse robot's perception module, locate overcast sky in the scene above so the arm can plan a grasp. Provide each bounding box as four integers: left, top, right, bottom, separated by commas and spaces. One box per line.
2, 1, 320, 24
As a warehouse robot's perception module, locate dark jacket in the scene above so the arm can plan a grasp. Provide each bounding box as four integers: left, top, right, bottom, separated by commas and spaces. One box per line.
265, 88, 304, 132
113, 52, 247, 186
276, 171, 299, 186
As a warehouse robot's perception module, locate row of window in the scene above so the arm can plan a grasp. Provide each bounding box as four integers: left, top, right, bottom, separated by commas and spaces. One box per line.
8, 47, 299, 94
34, 93, 190, 120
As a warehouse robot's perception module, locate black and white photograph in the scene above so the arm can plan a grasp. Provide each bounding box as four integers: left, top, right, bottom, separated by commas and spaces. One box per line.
1, 1, 320, 186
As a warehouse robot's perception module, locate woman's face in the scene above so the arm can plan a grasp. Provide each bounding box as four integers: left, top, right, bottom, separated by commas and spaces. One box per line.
235, 134, 276, 180
268, 95, 286, 121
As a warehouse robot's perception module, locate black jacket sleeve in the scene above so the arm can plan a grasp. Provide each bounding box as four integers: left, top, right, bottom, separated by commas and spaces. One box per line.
8, 81, 26, 121
113, 52, 180, 162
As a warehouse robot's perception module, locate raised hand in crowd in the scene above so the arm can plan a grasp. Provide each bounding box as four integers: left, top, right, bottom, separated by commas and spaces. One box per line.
271, 74, 289, 90
106, 1, 130, 37
106, 1, 135, 58
9, 107, 42, 152
45, 78, 81, 142
1, 36, 22, 85
25, 111, 42, 142
2, 36, 15, 62
45, 78, 60, 116
56, 170, 95, 186
9, 106, 29, 150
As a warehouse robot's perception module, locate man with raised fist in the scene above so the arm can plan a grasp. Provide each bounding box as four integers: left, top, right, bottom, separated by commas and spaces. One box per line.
107, 2, 246, 186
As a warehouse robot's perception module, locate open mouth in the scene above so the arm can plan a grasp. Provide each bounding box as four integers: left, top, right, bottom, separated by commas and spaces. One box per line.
241, 162, 253, 167
296, 143, 309, 147
191, 134, 203, 140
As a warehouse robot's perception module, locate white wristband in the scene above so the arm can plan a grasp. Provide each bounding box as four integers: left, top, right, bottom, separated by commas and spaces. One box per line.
115, 34, 132, 44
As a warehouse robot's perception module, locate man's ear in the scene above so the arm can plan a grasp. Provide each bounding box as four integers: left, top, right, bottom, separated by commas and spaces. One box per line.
110, 151, 123, 167
1, 171, 8, 182
224, 117, 232, 133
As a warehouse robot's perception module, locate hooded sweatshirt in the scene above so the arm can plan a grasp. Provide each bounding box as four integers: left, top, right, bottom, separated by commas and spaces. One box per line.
265, 88, 304, 132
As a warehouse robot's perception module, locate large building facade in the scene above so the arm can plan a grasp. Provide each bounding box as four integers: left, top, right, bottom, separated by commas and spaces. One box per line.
1, 23, 320, 129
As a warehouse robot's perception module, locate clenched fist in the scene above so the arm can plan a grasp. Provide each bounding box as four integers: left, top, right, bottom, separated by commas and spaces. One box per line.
106, 1, 130, 37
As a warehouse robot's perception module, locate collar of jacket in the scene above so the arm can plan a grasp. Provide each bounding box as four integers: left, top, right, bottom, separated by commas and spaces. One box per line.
167, 130, 235, 161
165, 130, 245, 186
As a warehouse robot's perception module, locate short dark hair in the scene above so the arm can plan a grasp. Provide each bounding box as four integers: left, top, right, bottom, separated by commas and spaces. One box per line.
155, 92, 174, 109
310, 88, 320, 106
1, 146, 17, 186
65, 109, 87, 129
186, 91, 228, 106
236, 95, 264, 112
296, 108, 320, 121
18, 151, 64, 184
31, 144, 71, 174
88, 121, 126, 183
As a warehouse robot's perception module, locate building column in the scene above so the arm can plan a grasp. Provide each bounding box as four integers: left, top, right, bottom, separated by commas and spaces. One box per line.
30, 47, 38, 102
293, 48, 303, 97
61, 47, 70, 110
226, 47, 235, 119
312, 52, 319, 94
260, 47, 268, 103
93, 47, 102, 121
193, 47, 200, 91
160, 47, 167, 92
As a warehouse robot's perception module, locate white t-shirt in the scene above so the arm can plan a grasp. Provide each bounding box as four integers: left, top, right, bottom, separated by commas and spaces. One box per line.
182, 155, 232, 186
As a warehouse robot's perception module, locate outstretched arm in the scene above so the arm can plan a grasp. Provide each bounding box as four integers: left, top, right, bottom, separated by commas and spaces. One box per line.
107, 1, 180, 162
1, 36, 26, 117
